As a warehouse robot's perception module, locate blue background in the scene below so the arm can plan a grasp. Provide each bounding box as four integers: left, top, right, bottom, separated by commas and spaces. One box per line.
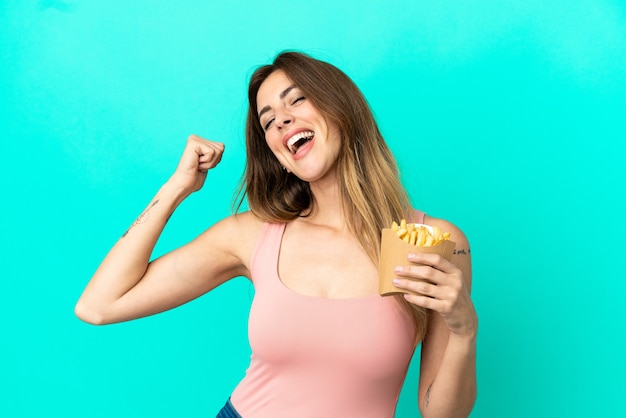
1, 1, 625, 417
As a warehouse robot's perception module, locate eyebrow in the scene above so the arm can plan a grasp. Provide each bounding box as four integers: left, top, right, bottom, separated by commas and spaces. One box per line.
258, 84, 297, 120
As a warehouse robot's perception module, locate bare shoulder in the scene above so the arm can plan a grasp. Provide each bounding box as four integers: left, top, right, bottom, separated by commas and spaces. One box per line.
196, 210, 263, 237
219, 210, 265, 232
423, 215, 470, 249
423, 214, 473, 288
192, 211, 265, 278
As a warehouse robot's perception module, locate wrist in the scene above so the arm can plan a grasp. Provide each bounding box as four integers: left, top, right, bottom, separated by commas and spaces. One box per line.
159, 180, 192, 207
451, 312, 478, 343
449, 329, 477, 346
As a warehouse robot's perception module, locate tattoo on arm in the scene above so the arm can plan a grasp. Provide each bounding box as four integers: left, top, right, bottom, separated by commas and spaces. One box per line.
425, 383, 433, 408
453, 248, 471, 255
122, 199, 160, 238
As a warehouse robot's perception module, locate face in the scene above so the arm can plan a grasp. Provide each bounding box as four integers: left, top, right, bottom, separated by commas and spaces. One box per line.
256, 70, 341, 184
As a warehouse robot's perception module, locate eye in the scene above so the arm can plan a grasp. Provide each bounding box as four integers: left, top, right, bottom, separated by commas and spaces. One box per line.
263, 117, 274, 131
292, 96, 305, 105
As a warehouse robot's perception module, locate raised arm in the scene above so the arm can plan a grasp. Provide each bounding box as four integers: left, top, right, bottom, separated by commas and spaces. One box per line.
392, 216, 477, 417
75, 135, 253, 325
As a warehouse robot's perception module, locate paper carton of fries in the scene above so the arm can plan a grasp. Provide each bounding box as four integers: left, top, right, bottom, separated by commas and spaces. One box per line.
378, 220, 456, 296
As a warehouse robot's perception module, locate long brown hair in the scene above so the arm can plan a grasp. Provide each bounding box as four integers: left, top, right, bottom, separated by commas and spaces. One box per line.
235, 51, 427, 341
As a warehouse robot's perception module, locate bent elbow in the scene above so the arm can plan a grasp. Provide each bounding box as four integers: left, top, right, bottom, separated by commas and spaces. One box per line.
74, 300, 107, 325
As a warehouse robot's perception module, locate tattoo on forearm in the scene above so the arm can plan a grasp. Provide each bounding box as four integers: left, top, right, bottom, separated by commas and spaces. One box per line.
425, 383, 432, 408
122, 199, 159, 238
453, 248, 471, 255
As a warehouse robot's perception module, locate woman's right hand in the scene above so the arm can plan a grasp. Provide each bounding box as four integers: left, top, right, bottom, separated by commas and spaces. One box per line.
168, 134, 225, 195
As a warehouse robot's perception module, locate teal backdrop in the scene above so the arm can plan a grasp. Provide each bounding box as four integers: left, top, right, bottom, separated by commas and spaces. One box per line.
1, 1, 625, 417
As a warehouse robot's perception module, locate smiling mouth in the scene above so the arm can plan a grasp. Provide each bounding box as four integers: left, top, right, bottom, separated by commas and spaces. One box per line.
287, 131, 314, 154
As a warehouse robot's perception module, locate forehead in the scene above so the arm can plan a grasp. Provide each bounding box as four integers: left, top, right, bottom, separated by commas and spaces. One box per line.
256, 70, 295, 106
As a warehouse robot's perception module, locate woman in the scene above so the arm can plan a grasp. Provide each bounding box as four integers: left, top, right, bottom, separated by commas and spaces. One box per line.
75, 51, 477, 418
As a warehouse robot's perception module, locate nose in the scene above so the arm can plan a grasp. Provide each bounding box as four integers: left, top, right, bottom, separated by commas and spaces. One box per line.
274, 109, 293, 128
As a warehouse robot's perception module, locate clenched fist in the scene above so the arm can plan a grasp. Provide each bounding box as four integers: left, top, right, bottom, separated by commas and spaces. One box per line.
169, 134, 225, 195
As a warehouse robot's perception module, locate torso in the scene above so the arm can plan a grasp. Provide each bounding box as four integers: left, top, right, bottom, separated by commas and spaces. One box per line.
229, 220, 418, 418
279, 218, 379, 298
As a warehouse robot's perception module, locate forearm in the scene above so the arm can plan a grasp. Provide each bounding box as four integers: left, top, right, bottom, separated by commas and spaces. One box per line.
421, 333, 477, 418
75, 181, 188, 323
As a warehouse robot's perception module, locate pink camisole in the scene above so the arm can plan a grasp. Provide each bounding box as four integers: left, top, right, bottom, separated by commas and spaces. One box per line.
230, 212, 424, 417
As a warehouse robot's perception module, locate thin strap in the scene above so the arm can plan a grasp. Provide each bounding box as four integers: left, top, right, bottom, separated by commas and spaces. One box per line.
249, 222, 270, 275
250, 222, 286, 283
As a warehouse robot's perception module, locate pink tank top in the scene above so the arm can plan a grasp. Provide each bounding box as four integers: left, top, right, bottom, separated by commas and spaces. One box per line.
230, 213, 423, 417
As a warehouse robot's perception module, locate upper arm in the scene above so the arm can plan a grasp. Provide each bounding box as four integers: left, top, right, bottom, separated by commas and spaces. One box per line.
429, 216, 472, 291
417, 215, 473, 405
105, 212, 262, 324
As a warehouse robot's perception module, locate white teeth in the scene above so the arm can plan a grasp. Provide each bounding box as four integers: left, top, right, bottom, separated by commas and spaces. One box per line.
286, 131, 314, 154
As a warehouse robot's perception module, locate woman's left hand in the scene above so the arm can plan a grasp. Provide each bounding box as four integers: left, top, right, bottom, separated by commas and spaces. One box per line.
393, 252, 477, 338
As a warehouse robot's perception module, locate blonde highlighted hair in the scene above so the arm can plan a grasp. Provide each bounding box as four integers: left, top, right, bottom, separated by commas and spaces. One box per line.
235, 51, 427, 341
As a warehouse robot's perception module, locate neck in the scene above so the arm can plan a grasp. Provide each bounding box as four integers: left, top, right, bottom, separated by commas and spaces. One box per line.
305, 177, 346, 230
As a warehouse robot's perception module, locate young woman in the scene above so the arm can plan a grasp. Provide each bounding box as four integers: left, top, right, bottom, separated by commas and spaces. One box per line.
75, 51, 477, 418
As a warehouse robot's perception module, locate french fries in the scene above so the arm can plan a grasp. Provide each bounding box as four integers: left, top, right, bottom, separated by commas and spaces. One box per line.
390, 219, 451, 247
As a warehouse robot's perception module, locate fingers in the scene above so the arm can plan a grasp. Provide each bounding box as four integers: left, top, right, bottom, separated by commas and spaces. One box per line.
197, 144, 224, 171
406, 252, 456, 274
392, 248, 477, 337
393, 263, 474, 335
402, 292, 455, 315
168, 135, 225, 195
393, 271, 459, 301
395, 261, 462, 289
186, 135, 225, 172
393, 255, 465, 310
393, 275, 437, 297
